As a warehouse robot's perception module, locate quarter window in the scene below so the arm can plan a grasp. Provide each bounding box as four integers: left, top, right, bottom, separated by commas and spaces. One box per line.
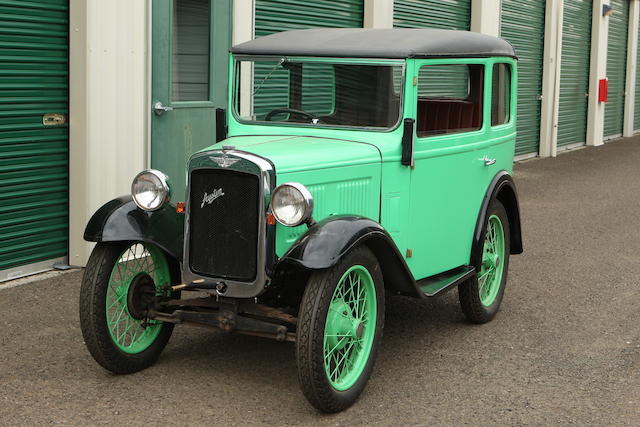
491, 63, 511, 126
416, 64, 484, 137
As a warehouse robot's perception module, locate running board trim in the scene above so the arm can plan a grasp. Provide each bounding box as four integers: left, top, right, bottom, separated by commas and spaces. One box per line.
418, 265, 476, 297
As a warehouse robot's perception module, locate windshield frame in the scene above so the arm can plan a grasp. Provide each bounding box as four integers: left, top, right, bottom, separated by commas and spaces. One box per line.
230, 55, 406, 133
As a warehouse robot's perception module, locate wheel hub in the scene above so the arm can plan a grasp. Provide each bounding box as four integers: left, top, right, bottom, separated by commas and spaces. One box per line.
126, 273, 156, 320
326, 299, 360, 350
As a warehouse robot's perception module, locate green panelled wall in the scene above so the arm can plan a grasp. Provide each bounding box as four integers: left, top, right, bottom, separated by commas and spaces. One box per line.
0, 0, 68, 271
604, 0, 629, 138
635, 11, 640, 130
557, 0, 592, 147
253, 0, 364, 117
500, 0, 545, 156
393, 0, 471, 30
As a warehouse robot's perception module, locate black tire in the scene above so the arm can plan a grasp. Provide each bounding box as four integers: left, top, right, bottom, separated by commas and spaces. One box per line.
459, 199, 511, 324
295, 246, 385, 413
79, 242, 175, 374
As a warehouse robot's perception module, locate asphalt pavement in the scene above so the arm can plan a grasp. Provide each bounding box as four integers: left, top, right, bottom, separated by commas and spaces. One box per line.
1, 138, 639, 425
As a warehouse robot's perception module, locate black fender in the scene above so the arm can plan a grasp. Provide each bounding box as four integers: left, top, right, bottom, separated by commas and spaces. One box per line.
471, 171, 523, 268
278, 215, 423, 298
84, 196, 184, 262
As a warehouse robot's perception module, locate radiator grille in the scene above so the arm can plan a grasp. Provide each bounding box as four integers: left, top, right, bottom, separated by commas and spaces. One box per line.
188, 169, 260, 281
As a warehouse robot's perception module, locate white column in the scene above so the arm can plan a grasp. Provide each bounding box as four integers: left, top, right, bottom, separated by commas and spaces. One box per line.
623, 0, 639, 136
586, 0, 610, 146
364, 0, 394, 28
69, 0, 150, 266
470, 0, 501, 36
233, 0, 255, 117
539, 0, 564, 158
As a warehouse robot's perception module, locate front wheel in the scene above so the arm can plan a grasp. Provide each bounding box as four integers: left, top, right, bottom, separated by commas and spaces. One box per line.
459, 199, 511, 324
79, 242, 176, 374
296, 246, 385, 413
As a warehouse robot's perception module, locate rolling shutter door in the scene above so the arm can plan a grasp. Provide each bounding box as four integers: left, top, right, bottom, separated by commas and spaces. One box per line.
604, 0, 629, 138
0, 1, 69, 275
501, 0, 545, 156
557, 0, 592, 148
253, 0, 364, 118
393, 0, 471, 30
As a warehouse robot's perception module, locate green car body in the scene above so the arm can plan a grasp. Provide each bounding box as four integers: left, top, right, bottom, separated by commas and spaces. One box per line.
81, 29, 523, 413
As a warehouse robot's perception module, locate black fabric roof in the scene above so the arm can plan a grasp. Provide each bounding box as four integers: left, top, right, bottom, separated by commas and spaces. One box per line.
230, 28, 517, 59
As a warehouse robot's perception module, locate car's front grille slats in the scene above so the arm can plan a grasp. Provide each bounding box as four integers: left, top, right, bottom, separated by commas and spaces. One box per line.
188, 168, 260, 281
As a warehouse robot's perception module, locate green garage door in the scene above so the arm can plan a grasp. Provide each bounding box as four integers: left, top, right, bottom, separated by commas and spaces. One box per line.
253, 1, 363, 117
0, 1, 68, 276
557, 0, 592, 148
501, 0, 545, 156
393, 0, 471, 30
604, 0, 629, 138
635, 12, 640, 131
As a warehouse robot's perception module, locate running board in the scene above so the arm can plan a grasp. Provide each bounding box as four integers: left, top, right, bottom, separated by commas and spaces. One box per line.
418, 265, 476, 297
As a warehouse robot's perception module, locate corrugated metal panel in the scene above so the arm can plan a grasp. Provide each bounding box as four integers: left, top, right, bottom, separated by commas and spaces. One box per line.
557, 0, 592, 147
253, 0, 363, 117
635, 10, 640, 130
393, 0, 471, 30
604, 0, 629, 138
500, 0, 545, 156
0, 0, 68, 271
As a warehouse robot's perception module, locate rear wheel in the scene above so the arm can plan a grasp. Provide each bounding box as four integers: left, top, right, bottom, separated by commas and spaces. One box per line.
79, 242, 175, 374
296, 246, 384, 413
459, 200, 511, 323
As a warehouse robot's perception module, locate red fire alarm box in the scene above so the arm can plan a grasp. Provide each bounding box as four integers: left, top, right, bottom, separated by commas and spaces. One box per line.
599, 78, 608, 102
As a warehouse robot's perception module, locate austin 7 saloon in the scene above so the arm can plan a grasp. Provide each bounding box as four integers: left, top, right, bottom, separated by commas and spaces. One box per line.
80, 28, 523, 412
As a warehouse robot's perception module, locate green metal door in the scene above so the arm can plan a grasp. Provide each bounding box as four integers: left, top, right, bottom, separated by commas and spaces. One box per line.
0, 0, 69, 275
557, 0, 592, 147
604, 0, 629, 138
501, 0, 545, 156
393, 0, 471, 30
151, 0, 230, 200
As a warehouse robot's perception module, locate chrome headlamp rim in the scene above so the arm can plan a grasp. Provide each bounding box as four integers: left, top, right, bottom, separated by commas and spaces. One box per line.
131, 169, 171, 212
271, 182, 314, 227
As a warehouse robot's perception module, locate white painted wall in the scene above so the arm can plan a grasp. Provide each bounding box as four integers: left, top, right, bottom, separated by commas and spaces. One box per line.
69, 0, 150, 266
364, 0, 394, 28
470, 0, 501, 37
624, 0, 639, 136
586, 0, 609, 146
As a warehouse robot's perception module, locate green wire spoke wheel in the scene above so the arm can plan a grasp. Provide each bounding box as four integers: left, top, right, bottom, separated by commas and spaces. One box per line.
80, 242, 177, 374
296, 246, 384, 413
459, 200, 511, 324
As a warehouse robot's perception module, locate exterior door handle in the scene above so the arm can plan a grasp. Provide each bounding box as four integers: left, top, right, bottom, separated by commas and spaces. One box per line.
482, 156, 496, 166
154, 101, 174, 116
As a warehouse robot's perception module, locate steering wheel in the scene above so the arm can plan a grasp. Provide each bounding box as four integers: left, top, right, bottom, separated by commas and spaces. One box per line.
264, 108, 318, 122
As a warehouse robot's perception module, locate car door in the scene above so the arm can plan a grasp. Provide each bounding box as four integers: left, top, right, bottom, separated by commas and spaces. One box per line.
406, 59, 492, 280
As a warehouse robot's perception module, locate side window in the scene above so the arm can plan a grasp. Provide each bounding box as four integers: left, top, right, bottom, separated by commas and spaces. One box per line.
416, 64, 484, 137
491, 63, 511, 126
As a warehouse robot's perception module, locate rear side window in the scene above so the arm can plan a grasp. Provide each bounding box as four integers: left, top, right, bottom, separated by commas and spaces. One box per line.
491, 63, 512, 126
416, 64, 484, 137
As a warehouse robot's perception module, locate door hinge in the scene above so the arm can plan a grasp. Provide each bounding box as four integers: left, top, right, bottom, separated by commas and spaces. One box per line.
413, 76, 417, 86
406, 248, 413, 258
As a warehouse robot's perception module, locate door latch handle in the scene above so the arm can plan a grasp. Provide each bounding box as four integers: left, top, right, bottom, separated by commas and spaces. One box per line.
154, 101, 174, 116
482, 156, 496, 166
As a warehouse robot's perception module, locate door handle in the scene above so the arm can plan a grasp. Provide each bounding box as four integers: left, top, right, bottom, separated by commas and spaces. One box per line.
154, 101, 174, 116
482, 156, 496, 166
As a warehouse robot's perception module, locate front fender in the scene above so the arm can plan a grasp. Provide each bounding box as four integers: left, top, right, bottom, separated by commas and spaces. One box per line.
279, 215, 423, 297
84, 196, 184, 261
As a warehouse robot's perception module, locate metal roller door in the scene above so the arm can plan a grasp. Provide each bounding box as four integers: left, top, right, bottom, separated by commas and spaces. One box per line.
393, 0, 471, 30
557, 0, 592, 148
0, 0, 69, 279
501, 0, 546, 156
253, 0, 364, 117
604, 0, 629, 138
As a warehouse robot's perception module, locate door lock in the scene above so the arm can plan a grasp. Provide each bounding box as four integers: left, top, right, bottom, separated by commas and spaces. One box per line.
154, 101, 174, 116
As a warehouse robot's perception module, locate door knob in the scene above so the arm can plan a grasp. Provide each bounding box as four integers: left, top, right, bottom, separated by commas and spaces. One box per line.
154, 101, 173, 116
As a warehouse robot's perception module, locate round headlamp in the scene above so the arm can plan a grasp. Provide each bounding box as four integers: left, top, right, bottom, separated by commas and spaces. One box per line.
271, 182, 314, 227
131, 169, 170, 211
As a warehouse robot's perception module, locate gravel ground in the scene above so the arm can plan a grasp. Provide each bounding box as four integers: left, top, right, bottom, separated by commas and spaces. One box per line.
1, 138, 639, 426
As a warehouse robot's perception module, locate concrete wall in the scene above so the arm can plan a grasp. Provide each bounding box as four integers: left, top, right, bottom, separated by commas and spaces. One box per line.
69, 0, 150, 266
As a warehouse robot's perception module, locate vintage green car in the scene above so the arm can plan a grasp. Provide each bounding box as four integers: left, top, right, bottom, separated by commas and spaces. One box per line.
80, 28, 523, 412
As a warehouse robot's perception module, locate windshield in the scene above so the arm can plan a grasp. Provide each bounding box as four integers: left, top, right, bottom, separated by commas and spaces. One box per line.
233, 58, 404, 129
